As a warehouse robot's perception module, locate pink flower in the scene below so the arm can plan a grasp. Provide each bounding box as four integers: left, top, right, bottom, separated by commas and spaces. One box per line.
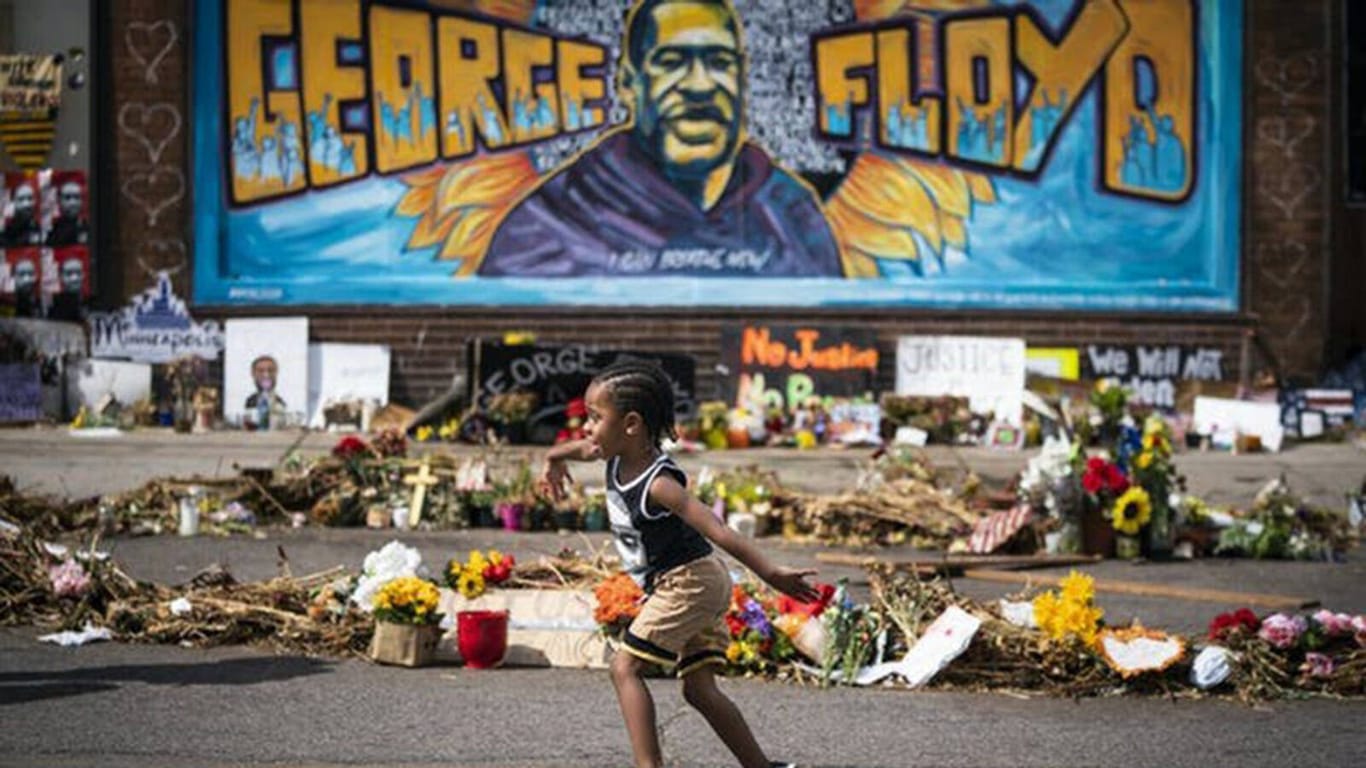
1257, 613, 1307, 649
1352, 615, 1366, 648
1300, 652, 1335, 679
49, 558, 91, 598
1311, 609, 1353, 637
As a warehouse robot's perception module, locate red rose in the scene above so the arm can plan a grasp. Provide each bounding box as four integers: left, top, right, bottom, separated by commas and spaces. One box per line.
725, 613, 747, 638
775, 583, 836, 618
1209, 607, 1261, 640
331, 435, 370, 460
1105, 464, 1129, 494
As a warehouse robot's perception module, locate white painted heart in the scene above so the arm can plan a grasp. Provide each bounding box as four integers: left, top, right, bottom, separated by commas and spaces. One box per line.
121, 167, 186, 227
118, 101, 183, 165
125, 20, 179, 85
1098, 629, 1185, 679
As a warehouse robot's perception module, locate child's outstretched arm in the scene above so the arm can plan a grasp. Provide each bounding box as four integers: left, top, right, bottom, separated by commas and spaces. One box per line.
650, 475, 820, 602
539, 438, 601, 501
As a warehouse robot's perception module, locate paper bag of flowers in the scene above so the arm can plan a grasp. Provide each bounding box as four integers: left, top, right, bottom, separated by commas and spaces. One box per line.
369, 575, 444, 667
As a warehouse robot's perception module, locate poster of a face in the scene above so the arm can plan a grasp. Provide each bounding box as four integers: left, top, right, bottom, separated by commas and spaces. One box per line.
3, 248, 42, 300
46, 246, 90, 297
45, 170, 89, 247
3, 171, 48, 248
223, 317, 309, 427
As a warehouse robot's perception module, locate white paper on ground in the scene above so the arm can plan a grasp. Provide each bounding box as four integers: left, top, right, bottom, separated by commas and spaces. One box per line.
799, 606, 982, 687
39, 624, 113, 647
999, 599, 1038, 628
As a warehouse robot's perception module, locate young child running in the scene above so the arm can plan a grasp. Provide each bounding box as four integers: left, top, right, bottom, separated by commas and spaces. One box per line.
541, 360, 817, 768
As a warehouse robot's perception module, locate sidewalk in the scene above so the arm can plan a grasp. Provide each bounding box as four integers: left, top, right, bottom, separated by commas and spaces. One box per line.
2, 424, 1362, 508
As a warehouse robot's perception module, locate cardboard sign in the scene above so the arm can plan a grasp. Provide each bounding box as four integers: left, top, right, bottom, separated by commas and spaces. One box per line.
895, 336, 1026, 424
1081, 344, 1226, 409
65, 358, 152, 410
307, 343, 391, 428
224, 317, 309, 427
720, 324, 878, 413
1192, 396, 1283, 452
0, 54, 63, 111
470, 340, 697, 424
0, 363, 42, 422
88, 272, 224, 363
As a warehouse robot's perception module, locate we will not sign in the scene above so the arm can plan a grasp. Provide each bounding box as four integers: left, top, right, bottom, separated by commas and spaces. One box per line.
895, 336, 1026, 424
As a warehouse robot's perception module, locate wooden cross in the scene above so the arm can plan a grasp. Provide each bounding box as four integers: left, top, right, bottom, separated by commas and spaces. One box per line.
403, 458, 438, 528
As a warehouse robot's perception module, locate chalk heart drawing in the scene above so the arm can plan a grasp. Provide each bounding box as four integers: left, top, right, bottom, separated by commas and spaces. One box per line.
1256, 113, 1316, 160
1258, 163, 1321, 219
118, 102, 182, 165
1255, 241, 1309, 290
145, 237, 188, 269
121, 168, 185, 227
1255, 53, 1318, 107
125, 20, 179, 85
1266, 294, 1313, 345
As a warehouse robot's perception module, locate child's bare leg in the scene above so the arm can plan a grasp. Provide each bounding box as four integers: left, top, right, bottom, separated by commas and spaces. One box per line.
610, 650, 663, 768
681, 665, 770, 768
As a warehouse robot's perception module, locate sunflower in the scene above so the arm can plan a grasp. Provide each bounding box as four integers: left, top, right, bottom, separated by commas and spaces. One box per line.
456, 568, 486, 600
1112, 486, 1152, 535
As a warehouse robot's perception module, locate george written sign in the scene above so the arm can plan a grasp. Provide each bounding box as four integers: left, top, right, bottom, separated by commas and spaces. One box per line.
470, 341, 697, 423
1081, 344, 1226, 409
0, 363, 42, 422
720, 325, 879, 413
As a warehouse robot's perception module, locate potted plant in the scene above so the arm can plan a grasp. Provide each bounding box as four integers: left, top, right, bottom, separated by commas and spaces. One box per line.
369, 575, 444, 667
1079, 454, 1129, 557
582, 491, 608, 532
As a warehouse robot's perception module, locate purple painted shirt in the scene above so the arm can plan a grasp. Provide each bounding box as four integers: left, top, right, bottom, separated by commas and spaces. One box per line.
479, 131, 843, 278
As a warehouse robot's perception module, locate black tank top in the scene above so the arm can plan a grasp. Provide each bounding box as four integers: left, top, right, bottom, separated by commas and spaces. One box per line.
605, 454, 713, 591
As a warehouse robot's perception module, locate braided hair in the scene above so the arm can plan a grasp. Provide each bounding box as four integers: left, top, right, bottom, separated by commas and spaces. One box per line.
590, 359, 677, 447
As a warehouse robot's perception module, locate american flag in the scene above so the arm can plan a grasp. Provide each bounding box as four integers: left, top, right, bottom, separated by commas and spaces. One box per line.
968, 503, 1035, 554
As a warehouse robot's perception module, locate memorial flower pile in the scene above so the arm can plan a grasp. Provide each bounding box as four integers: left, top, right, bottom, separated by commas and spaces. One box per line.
372, 575, 442, 626
1194, 605, 1366, 698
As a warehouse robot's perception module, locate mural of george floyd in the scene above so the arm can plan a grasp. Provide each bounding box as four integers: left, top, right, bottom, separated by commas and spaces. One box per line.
190, 0, 1241, 312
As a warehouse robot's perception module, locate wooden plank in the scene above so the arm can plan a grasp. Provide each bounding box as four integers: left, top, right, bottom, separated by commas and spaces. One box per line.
960, 569, 1318, 610
814, 552, 1101, 574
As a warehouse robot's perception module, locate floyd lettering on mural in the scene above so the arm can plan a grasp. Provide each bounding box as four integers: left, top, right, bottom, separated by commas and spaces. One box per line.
195, 0, 1240, 309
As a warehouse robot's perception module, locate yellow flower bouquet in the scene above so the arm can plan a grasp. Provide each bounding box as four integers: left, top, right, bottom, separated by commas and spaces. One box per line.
372, 575, 443, 626
369, 576, 444, 667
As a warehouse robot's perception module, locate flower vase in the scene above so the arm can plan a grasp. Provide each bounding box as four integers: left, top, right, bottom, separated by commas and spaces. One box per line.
583, 506, 607, 531
553, 507, 579, 532
457, 610, 509, 669
173, 394, 193, 433
496, 501, 525, 531
1080, 501, 1115, 558
1115, 534, 1142, 560
1144, 497, 1175, 561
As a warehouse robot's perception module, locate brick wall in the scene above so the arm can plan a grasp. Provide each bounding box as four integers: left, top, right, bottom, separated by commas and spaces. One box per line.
100, 0, 1336, 408
1244, 0, 1335, 381
100, 0, 192, 306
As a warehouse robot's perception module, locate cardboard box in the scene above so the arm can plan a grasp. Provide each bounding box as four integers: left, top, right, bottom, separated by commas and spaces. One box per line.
370, 621, 441, 667
437, 589, 611, 669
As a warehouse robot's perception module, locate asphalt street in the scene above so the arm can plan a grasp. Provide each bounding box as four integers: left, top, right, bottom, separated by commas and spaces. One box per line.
1, 428, 1364, 767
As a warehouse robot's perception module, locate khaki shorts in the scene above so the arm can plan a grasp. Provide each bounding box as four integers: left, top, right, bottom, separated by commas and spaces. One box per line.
622, 555, 731, 676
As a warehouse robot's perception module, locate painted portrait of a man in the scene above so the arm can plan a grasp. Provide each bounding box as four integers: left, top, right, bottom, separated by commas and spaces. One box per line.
478, 0, 843, 278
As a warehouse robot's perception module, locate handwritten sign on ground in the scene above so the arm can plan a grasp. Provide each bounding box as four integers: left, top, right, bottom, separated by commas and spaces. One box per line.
720, 324, 878, 413
1082, 344, 1225, 409
896, 336, 1026, 424
0, 363, 42, 422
